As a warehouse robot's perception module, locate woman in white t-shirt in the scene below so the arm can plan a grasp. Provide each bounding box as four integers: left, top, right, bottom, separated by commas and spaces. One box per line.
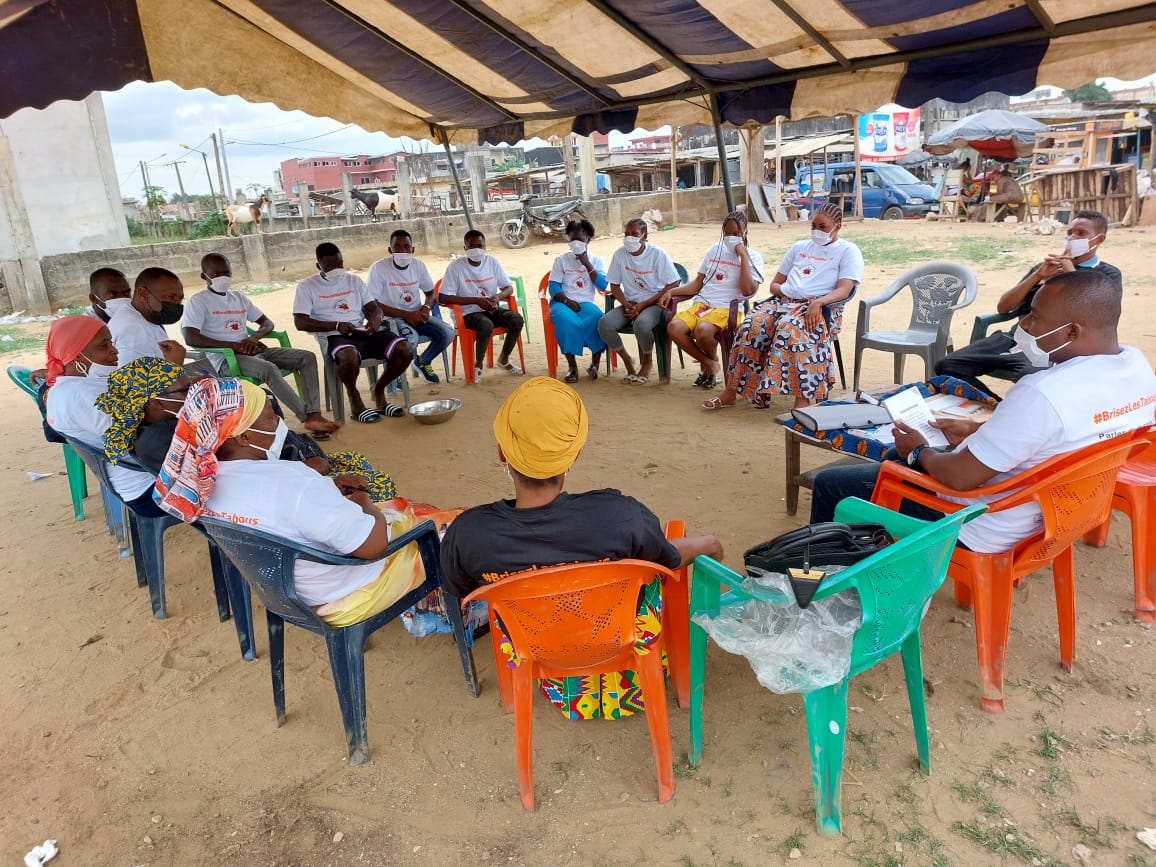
546, 220, 608, 382
706, 203, 863, 410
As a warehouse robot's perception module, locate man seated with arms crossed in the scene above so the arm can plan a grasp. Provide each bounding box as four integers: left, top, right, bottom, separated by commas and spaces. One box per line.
293, 242, 412, 423
84, 267, 132, 324
365, 229, 455, 384
937, 209, 1121, 397
108, 267, 189, 367
810, 270, 1156, 554
438, 229, 524, 382
441, 377, 723, 719
184, 253, 339, 437
597, 218, 681, 384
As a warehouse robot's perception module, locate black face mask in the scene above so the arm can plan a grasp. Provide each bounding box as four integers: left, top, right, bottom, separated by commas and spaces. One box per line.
147, 288, 183, 325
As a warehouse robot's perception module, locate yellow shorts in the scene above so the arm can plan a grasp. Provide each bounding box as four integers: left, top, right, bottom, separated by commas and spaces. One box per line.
673, 303, 731, 331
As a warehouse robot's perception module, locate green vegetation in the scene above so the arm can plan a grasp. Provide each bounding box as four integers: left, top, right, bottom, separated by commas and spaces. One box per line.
0, 327, 44, 354
190, 210, 228, 239
854, 234, 1031, 270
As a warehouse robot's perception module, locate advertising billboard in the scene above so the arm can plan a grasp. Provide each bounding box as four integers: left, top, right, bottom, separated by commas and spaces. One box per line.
858, 104, 921, 162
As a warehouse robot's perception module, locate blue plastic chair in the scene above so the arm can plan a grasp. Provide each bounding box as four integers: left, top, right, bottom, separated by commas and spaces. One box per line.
64, 437, 256, 660
688, 499, 985, 834
199, 516, 480, 764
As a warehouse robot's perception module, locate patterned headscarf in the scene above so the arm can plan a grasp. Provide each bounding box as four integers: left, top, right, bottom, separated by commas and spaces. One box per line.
45, 315, 104, 386
153, 378, 267, 522
95, 357, 182, 462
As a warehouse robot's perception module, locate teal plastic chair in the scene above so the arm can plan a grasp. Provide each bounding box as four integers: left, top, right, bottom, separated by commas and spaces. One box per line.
688, 498, 985, 834
9, 365, 91, 522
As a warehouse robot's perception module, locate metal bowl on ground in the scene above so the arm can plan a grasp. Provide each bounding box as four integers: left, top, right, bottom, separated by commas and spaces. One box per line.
408, 398, 461, 425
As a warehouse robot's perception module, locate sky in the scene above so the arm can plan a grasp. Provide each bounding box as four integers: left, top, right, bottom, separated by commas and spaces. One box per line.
101, 74, 1156, 202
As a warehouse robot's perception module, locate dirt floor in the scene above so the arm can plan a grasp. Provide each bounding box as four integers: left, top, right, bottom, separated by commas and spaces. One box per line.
2, 215, 1155, 867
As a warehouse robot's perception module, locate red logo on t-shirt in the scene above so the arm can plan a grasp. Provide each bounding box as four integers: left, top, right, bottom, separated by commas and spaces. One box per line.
402, 292, 414, 304
479, 288, 490, 297
336, 301, 351, 312
802, 267, 813, 277
715, 272, 724, 281
576, 280, 584, 288
228, 322, 241, 331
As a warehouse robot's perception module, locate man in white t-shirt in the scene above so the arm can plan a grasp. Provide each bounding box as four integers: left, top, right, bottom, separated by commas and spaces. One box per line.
292, 242, 412, 422
365, 229, 455, 384
108, 267, 189, 367
598, 218, 681, 383
810, 270, 1156, 553
184, 253, 339, 436
660, 210, 764, 389
438, 229, 524, 381
84, 267, 132, 324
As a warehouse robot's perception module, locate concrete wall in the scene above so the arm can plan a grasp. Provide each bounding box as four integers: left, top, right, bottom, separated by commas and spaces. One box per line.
29, 185, 744, 312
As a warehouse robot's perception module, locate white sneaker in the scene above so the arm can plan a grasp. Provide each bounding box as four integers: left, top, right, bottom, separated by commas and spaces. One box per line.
474, 366, 483, 382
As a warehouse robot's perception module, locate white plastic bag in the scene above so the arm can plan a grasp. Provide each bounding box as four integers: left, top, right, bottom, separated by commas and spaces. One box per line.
692, 566, 862, 694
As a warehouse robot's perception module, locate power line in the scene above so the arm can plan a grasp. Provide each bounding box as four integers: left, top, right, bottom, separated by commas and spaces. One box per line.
226, 123, 357, 147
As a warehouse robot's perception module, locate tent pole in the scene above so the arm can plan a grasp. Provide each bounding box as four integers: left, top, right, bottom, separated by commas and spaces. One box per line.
441, 134, 474, 231
775, 116, 783, 226
710, 93, 736, 213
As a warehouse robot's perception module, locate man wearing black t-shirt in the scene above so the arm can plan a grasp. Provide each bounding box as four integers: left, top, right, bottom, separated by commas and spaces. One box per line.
934, 210, 1122, 397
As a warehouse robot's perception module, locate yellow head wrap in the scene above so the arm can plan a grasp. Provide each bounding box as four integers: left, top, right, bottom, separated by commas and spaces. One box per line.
493, 377, 588, 479
236, 380, 268, 436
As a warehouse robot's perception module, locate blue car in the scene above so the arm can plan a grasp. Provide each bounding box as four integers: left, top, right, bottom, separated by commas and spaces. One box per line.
795, 162, 939, 219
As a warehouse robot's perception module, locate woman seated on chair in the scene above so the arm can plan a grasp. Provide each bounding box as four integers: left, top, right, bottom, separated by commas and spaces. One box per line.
706, 203, 862, 411
153, 377, 427, 626
98, 357, 400, 506
660, 210, 763, 390
546, 219, 607, 383
41, 316, 165, 517
441, 377, 723, 719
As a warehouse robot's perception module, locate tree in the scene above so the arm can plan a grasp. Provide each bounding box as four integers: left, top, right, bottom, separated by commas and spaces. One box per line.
1064, 81, 1111, 103
245, 182, 265, 197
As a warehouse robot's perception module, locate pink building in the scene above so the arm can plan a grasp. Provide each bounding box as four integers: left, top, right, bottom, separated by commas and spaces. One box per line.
279, 154, 398, 193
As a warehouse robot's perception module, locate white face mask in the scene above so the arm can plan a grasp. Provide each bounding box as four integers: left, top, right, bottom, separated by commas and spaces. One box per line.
811, 229, 833, 245
568, 240, 587, 255
1065, 235, 1099, 258
247, 418, 288, 460
322, 268, 346, 282
74, 353, 116, 378
722, 235, 743, 252
208, 275, 232, 294
1008, 321, 1072, 369
622, 236, 643, 254
392, 252, 412, 268
102, 297, 132, 317
465, 248, 486, 264
153, 395, 186, 418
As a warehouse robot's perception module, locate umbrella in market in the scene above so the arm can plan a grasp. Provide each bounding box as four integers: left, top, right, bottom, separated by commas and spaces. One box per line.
924, 110, 1048, 160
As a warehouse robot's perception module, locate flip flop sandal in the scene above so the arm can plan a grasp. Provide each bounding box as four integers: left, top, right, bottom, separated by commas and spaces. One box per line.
586, 366, 599, 381
309, 430, 333, 441
624, 374, 649, 385
702, 396, 734, 410
693, 372, 708, 387
499, 361, 524, 375
698, 375, 718, 390
376, 403, 406, 418
356, 408, 382, 424
564, 370, 579, 383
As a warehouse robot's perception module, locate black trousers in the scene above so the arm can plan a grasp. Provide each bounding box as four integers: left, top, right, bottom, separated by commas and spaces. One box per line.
933, 330, 1039, 397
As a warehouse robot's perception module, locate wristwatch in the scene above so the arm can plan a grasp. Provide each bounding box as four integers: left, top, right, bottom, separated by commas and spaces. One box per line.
906, 444, 927, 467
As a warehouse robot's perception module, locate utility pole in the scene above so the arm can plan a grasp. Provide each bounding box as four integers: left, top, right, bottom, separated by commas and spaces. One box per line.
219, 128, 234, 203
166, 160, 190, 221
211, 133, 227, 210
181, 144, 217, 209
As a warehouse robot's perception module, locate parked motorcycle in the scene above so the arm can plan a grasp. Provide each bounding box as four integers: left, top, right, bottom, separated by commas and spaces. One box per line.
499, 194, 586, 248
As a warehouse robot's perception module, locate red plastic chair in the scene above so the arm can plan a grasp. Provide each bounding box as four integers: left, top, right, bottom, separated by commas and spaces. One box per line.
871, 433, 1148, 712
539, 272, 614, 380
464, 560, 676, 810
443, 279, 527, 385
1083, 425, 1156, 621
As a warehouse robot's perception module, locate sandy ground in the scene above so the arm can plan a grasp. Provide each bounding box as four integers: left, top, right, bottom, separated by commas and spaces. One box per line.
2, 217, 1155, 867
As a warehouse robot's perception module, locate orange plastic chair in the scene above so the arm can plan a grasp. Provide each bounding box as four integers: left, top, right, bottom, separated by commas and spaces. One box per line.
463, 560, 676, 810
871, 433, 1148, 712
1083, 426, 1156, 621
538, 272, 613, 380
444, 279, 527, 385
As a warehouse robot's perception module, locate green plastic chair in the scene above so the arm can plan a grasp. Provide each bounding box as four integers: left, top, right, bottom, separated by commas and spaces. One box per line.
8, 365, 89, 520
509, 275, 530, 342
688, 498, 985, 834
199, 328, 307, 402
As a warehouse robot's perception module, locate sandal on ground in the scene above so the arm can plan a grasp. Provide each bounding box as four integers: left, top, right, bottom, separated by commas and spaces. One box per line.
624, 374, 649, 384
499, 360, 524, 375
376, 403, 406, 418
564, 370, 579, 383
309, 430, 333, 441
356, 408, 382, 424
693, 372, 708, 387
474, 366, 483, 382
698, 375, 717, 390
586, 365, 599, 381
702, 396, 734, 411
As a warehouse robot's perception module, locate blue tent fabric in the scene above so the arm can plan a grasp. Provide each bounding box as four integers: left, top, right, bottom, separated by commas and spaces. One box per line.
1, 0, 1153, 143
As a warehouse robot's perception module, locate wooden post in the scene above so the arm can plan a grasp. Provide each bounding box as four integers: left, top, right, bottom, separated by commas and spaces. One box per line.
297, 181, 310, 229
853, 117, 864, 219
341, 172, 353, 226
670, 125, 679, 225
395, 157, 414, 219
774, 116, 784, 225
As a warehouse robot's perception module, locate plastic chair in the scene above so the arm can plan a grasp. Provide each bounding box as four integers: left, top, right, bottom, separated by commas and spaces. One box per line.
9, 364, 90, 522
538, 272, 614, 380
200, 328, 307, 403
63, 437, 256, 659
966, 309, 1021, 382
464, 560, 676, 809
510, 274, 530, 342
449, 291, 527, 386
852, 262, 978, 391
871, 433, 1149, 712
322, 350, 411, 422
602, 262, 688, 381
688, 498, 984, 834
201, 516, 479, 764
1083, 425, 1156, 621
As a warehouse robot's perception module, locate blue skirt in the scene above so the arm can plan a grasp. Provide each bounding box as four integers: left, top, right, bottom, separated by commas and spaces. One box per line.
550, 300, 607, 356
